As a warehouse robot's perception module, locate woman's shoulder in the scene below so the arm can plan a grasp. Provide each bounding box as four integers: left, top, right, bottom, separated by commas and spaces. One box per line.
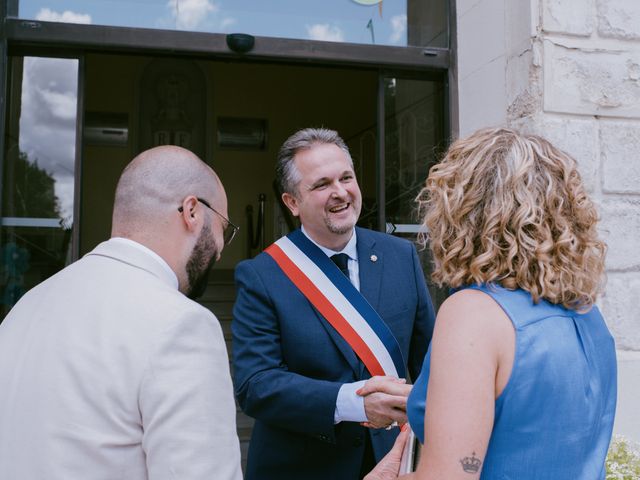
439, 286, 508, 322
435, 287, 514, 345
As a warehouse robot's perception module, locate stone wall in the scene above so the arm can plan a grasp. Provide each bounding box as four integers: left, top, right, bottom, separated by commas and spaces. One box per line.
457, 0, 640, 440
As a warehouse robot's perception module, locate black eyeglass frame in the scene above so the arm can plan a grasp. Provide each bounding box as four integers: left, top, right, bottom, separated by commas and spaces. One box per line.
178, 197, 239, 245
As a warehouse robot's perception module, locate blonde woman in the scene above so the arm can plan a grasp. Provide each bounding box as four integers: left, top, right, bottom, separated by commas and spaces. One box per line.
364, 127, 617, 479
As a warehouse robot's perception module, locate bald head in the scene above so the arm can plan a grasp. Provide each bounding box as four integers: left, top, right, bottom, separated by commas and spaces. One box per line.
112, 146, 221, 238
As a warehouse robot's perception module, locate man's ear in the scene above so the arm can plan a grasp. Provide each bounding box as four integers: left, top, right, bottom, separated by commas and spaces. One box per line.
281, 192, 300, 217
179, 196, 200, 231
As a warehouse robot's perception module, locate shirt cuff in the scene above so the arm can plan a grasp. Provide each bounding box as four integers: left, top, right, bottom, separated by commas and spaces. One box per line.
334, 380, 368, 424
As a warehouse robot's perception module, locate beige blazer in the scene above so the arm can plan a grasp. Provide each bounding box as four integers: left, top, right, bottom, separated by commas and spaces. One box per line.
0, 239, 242, 480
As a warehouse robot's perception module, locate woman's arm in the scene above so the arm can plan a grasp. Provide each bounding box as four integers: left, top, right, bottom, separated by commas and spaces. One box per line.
362, 289, 515, 480
411, 288, 515, 479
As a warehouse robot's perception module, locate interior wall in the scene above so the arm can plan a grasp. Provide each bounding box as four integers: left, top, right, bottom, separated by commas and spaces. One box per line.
80, 54, 378, 268
80, 54, 143, 254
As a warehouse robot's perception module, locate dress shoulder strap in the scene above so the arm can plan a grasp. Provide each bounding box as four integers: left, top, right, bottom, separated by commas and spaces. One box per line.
462, 283, 571, 329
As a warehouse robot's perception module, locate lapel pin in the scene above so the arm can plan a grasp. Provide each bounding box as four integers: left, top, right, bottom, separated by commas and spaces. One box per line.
370, 254, 378, 262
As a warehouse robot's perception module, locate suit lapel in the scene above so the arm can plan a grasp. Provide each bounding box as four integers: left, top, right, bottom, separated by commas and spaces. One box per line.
356, 228, 383, 378
356, 228, 382, 312
309, 306, 361, 377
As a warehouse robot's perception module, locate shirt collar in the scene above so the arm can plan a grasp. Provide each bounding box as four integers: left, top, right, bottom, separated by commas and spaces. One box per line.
300, 226, 358, 261
109, 237, 179, 290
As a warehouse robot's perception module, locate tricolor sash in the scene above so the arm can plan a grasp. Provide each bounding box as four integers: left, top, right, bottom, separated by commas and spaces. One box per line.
265, 229, 406, 378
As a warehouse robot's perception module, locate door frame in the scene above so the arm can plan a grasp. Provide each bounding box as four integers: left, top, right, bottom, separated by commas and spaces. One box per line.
0, 7, 455, 260
2, 18, 450, 70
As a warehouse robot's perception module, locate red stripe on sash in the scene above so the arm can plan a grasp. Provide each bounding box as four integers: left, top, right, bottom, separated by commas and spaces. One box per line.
266, 244, 385, 376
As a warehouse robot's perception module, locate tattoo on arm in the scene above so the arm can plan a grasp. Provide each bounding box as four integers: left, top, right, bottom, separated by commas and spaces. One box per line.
459, 452, 482, 474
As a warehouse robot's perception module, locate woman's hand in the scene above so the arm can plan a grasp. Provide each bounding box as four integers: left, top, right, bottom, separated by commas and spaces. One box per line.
357, 376, 412, 397
364, 427, 411, 480
357, 376, 413, 429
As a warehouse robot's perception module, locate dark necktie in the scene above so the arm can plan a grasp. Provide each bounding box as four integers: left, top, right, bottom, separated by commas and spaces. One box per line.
330, 253, 350, 280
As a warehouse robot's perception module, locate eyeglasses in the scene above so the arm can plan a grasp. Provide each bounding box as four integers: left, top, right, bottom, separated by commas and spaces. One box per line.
178, 197, 239, 245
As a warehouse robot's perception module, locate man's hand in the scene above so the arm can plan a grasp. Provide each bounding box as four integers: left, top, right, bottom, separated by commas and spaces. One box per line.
363, 426, 410, 480
358, 376, 413, 429
358, 376, 413, 397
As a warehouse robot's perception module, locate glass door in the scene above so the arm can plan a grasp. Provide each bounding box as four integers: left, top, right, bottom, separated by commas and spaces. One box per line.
381, 74, 446, 236
379, 73, 448, 305
0, 55, 80, 321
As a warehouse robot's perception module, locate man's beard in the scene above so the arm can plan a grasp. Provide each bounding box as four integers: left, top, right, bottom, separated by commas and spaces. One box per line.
186, 221, 219, 300
326, 218, 354, 235
325, 202, 361, 235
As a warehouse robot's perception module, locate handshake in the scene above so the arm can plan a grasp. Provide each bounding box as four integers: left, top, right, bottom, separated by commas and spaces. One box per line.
358, 375, 413, 430
358, 376, 415, 480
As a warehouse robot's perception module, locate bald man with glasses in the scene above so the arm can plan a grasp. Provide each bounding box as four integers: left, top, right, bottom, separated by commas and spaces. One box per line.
0, 146, 242, 480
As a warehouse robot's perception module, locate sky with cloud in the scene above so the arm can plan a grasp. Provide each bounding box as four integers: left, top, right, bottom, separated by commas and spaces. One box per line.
18, 56, 79, 221
19, 0, 408, 46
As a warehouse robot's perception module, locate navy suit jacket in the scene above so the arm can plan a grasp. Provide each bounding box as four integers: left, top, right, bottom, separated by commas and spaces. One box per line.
232, 227, 435, 480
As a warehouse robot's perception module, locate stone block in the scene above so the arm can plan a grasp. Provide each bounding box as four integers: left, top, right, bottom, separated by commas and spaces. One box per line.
512, 115, 598, 192
506, 0, 536, 56
597, 0, 640, 40
602, 274, 640, 351
506, 45, 541, 121
458, 56, 507, 136
456, 0, 480, 17
457, 0, 505, 80
543, 39, 640, 118
543, 0, 595, 36
601, 121, 640, 194
599, 199, 640, 271
613, 350, 640, 442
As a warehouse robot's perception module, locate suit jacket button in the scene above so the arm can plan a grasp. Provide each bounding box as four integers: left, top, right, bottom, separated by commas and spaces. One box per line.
319, 434, 329, 442
353, 435, 363, 447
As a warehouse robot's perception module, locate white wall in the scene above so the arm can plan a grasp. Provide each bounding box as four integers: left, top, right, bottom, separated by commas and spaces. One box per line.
457, 0, 640, 441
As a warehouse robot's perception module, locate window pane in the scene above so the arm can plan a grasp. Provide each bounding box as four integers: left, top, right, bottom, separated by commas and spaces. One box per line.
15, 0, 447, 48
384, 76, 446, 227
383, 76, 448, 308
1, 57, 79, 320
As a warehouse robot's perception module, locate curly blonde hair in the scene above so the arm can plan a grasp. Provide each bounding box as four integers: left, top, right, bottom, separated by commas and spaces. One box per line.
416, 127, 606, 310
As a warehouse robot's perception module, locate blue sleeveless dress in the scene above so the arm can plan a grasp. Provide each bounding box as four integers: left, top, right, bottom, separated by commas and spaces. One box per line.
407, 284, 617, 479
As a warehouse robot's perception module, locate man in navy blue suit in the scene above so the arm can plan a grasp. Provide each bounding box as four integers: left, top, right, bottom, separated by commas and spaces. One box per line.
232, 128, 435, 480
